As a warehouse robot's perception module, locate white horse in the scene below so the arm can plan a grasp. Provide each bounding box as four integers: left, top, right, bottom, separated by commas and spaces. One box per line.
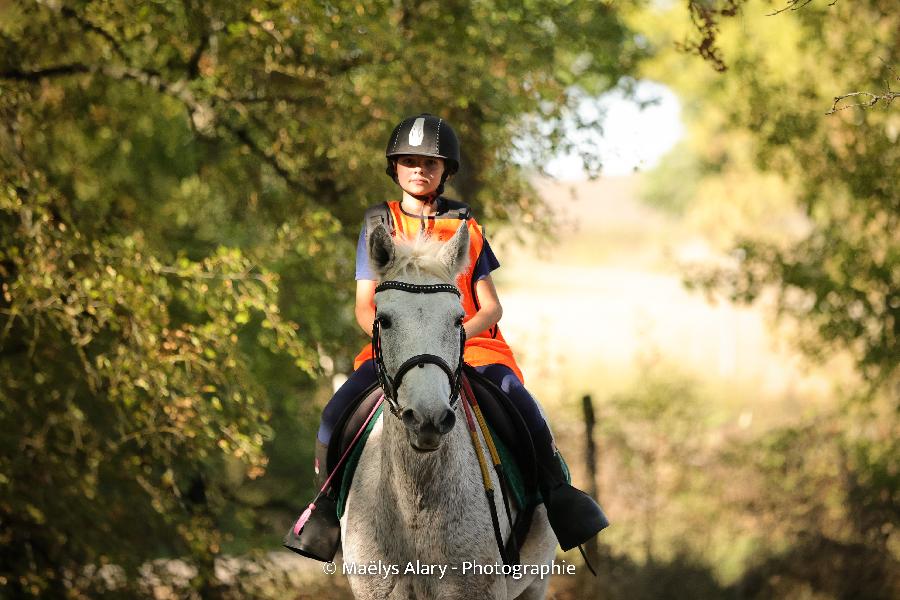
340, 223, 558, 599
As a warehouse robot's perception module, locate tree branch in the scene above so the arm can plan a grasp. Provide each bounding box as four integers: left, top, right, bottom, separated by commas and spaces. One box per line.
60, 6, 130, 63
677, 0, 744, 73
0, 62, 318, 197
222, 92, 317, 105
826, 62, 899, 115
0, 64, 91, 81
186, 34, 209, 80
221, 122, 316, 197
0, 63, 197, 108
183, 0, 212, 82
826, 90, 899, 114
767, 0, 839, 17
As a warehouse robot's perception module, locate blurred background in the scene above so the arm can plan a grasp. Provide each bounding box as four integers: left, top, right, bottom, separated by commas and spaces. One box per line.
1, 0, 896, 598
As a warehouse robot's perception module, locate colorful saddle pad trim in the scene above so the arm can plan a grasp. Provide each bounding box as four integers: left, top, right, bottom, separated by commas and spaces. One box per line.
335, 404, 571, 519
337, 404, 384, 519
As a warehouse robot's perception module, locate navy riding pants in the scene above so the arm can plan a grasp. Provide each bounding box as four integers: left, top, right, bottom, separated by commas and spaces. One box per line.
316, 359, 555, 456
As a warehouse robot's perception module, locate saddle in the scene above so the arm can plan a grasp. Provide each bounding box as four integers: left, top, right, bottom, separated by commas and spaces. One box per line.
323, 365, 542, 556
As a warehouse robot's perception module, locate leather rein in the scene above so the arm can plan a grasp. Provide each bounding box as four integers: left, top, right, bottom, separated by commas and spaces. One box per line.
371, 280, 467, 417
371, 280, 514, 567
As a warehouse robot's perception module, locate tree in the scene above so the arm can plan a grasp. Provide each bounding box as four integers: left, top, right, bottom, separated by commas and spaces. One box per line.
634, 1, 898, 595
642, 0, 898, 392
1, 0, 639, 595
680, 0, 898, 115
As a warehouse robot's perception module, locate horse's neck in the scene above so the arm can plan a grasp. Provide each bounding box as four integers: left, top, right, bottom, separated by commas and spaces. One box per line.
379, 408, 473, 508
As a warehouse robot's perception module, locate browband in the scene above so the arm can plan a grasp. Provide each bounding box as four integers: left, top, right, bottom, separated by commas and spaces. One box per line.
375, 281, 461, 297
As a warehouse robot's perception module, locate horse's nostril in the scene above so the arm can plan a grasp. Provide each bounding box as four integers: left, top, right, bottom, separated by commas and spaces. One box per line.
437, 408, 456, 434
401, 408, 420, 430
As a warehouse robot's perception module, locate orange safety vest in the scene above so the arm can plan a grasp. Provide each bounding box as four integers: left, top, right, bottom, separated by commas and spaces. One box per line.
353, 200, 524, 383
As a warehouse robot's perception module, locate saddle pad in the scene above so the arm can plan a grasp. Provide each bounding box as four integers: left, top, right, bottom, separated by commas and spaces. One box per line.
335, 404, 571, 519
489, 422, 571, 511
462, 366, 538, 494
328, 382, 383, 476
337, 403, 384, 519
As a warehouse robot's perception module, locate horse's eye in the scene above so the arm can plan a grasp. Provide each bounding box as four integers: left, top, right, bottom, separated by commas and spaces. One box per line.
378, 315, 392, 329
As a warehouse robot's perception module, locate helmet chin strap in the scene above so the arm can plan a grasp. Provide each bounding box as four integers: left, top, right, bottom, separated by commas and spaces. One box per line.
411, 192, 437, 232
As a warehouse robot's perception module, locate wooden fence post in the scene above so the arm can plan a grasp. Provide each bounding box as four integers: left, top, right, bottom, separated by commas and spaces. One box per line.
582, 394, 599, 568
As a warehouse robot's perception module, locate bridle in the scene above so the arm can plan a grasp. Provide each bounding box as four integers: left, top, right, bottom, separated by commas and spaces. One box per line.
371, 280, 467, 417
371, 280, 515, 569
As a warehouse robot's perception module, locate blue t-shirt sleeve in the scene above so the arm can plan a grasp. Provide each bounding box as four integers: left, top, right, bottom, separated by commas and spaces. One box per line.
355, 224, 375, 280
473, 237, 500, 281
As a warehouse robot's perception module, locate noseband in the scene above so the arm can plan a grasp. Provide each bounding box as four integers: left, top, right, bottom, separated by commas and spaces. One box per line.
371, 280, 467, 417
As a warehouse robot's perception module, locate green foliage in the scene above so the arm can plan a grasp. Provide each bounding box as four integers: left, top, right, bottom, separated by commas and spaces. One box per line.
0, 0, 638, 595
594, 360, 899, 598
638, 140, 702, 215
720, 395, 900, 599
600, 360, 713, 564
632, 4, 900, 592
641, 0, 899, 391
0, 171, 311, 595
0, 0, 640, 233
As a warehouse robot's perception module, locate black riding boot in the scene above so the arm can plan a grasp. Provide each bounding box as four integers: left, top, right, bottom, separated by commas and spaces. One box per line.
282, 441, 341, 562
537, 447, 610, 551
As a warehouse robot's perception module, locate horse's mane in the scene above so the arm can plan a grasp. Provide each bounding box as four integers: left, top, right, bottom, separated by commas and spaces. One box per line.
379, 233, 464, 284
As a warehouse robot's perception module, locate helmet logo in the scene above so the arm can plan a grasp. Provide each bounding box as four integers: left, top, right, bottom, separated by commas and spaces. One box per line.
408, 118, 425, 147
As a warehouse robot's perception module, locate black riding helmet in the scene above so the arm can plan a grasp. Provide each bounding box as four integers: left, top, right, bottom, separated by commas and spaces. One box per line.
385, 113, 460, 197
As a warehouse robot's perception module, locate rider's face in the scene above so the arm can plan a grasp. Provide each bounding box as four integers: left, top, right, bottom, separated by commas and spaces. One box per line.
395, 155, 445, 196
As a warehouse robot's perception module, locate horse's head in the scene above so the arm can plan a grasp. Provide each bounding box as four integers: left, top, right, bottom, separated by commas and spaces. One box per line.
368, 222, 470, 452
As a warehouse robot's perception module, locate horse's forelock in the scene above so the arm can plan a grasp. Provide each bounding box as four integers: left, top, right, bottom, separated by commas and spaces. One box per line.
381, 234, 455, 283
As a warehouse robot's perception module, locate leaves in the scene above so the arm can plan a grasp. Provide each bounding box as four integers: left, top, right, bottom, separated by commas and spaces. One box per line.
0, 0, 638, 595
0, 169, 311, 593
641, 0, 899, 391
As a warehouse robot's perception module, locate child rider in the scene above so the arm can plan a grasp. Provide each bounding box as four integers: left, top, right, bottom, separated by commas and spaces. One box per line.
294, 113, 608, 561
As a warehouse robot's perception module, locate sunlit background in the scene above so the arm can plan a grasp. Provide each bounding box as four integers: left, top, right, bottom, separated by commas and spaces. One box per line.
2, 1, 896, 598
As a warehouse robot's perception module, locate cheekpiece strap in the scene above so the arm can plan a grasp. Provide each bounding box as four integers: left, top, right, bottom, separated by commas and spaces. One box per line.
375, 281, 461, 297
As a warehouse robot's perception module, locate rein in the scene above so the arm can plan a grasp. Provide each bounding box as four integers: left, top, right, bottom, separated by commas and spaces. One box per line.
460, 380, 513, 567
371, 279, 513, 567
372, 280, 466, 417
291, 395, 385, 536
462, 375, 518, 565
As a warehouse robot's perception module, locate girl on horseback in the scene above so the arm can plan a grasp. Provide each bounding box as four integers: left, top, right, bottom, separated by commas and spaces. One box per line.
293, 113, 608, 562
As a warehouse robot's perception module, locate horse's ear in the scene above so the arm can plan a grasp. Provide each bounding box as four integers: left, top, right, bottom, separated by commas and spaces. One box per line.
368, 224, 395, 276
438, 222, 470, 277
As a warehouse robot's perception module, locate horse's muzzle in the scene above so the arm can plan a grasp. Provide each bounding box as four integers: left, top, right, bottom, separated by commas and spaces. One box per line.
402, 407, 456, 451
